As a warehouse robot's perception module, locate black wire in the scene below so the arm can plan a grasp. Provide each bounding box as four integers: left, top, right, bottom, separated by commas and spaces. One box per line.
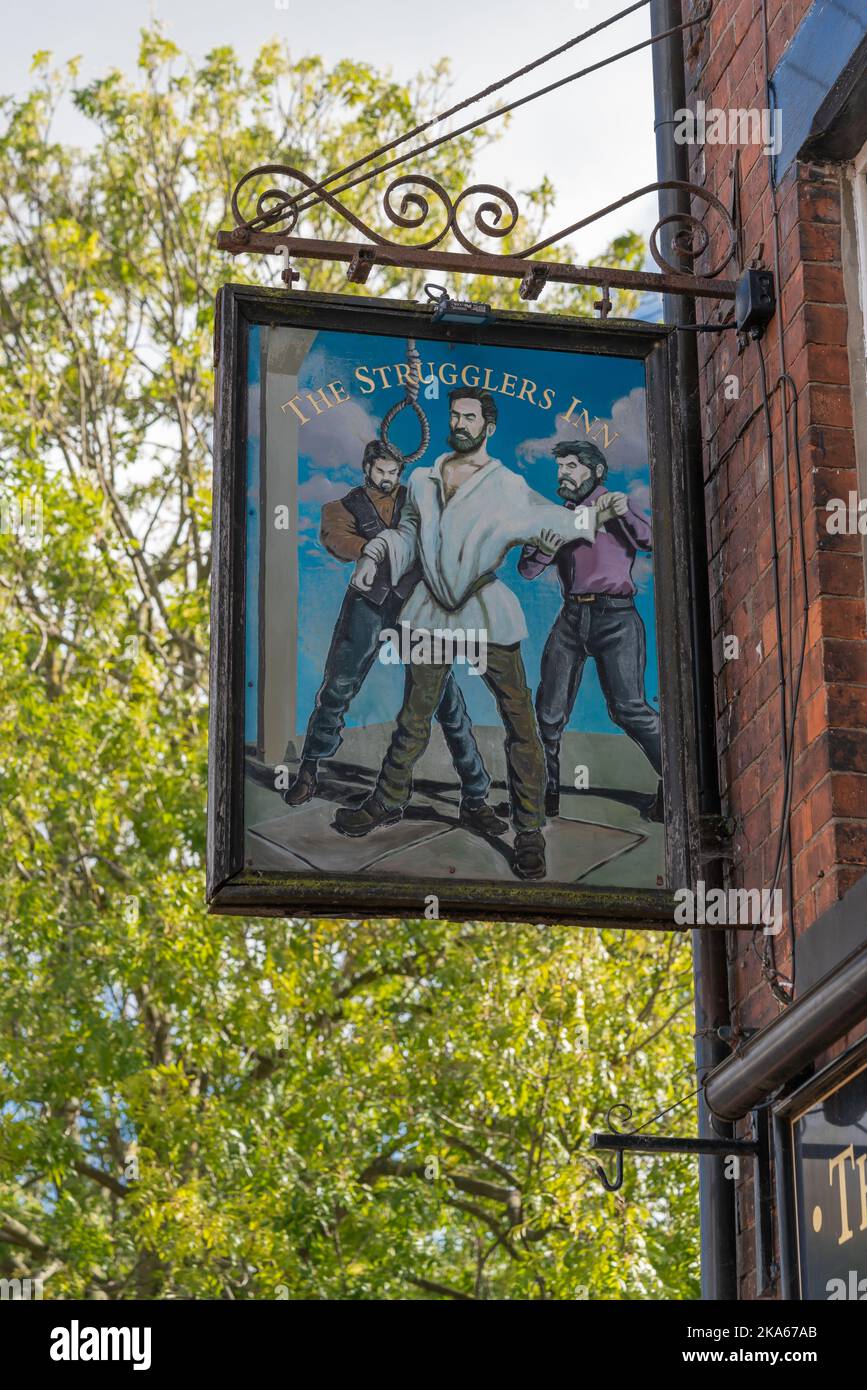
769, 377, 809, 910
760, 0, 799, 997
755, 336, 794, 1005
675, 321, 733, 332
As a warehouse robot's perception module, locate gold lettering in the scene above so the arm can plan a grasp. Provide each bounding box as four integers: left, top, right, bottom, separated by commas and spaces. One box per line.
856, 1151, 867, 1233
517, 378, 537, 403
481, 367, 495, 391
461, 363, 480, 388
281, 394, 310, 424
328, 379, 348, 404
500, 372, 517, 397
439, 361, 457, 386
305, 386, 334, 416
591, 423, 620, 449
355, 365, 375, 394
829, 1144, 855, 1246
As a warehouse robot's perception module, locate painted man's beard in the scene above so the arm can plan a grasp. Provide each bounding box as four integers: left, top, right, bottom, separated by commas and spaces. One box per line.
371, 477, 396, 494
448, 423, 487, 455
558, 474, 598, 505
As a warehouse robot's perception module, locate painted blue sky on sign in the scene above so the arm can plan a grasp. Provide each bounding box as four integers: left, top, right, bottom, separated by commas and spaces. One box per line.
291, 328, 657, 738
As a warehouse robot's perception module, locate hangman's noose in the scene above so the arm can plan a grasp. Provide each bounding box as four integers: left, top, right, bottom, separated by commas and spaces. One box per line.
379, 339, 430, 463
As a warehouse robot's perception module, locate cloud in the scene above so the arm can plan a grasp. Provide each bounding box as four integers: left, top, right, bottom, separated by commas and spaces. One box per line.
628, 479, 651, 512
298, 475, 352, 504
516, 386, 649, 475
296, 397, 381, 473
632, 554, 654, 592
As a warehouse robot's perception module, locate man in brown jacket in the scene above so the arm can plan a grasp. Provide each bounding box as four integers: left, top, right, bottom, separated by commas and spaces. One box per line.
282, 439, 504, 837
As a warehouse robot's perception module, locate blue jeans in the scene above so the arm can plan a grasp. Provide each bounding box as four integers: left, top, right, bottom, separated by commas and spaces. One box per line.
301, 588, 490, 802
536, 596, 662, 787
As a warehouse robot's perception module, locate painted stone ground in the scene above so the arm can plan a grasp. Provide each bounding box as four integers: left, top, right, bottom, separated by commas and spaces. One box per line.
244, 724, 665, 889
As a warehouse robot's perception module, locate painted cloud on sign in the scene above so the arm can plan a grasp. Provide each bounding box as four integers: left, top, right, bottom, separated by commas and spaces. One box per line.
517, 386, 648, 474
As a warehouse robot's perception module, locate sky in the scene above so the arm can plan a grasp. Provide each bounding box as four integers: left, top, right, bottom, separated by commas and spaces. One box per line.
1, 0, 661, 265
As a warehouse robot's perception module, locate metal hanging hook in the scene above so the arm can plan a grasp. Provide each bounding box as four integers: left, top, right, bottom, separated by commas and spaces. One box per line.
594, 1149, 624, 1193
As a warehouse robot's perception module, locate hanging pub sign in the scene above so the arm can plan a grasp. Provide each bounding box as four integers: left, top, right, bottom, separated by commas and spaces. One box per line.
207, 285, 703, 925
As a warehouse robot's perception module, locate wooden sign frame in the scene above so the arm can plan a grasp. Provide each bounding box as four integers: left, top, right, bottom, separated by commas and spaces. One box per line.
207, 285, 703, 927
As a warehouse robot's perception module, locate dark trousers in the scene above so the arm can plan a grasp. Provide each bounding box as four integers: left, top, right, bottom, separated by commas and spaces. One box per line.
536, 596, 662, 790
301, 588, 490, 803
376, 642, 546, 831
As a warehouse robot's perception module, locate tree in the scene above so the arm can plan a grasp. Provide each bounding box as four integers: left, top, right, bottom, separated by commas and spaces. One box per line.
0, 28, 698, 1300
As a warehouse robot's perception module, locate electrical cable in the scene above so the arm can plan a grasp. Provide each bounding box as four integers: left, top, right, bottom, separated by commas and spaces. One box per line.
758, 0, 803, 1001
754, 336, 795, 1006
675, 321, 736, 332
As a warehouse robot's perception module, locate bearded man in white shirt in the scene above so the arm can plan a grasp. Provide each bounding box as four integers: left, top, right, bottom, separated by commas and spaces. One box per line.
333, 387, 623, 880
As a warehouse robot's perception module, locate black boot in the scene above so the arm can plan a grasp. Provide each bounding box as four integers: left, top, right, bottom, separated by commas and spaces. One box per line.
333, 792, 404, 837
513, 829, 547, 880
459, 799, 508, 836
282, 758, 318, 806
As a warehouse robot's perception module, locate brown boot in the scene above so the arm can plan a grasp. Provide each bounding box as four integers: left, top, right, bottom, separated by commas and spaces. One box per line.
282, 759, 318, 806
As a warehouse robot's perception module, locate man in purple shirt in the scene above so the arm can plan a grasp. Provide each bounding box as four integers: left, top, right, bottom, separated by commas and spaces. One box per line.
518, 438, 662, 819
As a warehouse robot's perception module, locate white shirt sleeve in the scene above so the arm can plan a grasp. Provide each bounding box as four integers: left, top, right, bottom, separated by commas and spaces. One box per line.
520, 479, 597, 544
363, 482, 421, 582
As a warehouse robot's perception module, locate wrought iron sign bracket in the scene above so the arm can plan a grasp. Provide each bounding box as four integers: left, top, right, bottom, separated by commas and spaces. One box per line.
346, 244, 377, 284
699, 812, 736, 865
589, 1130, 758, 1193
217, 167, 741, 311
519, 263, 549, 302
591, 1103, 776, 1293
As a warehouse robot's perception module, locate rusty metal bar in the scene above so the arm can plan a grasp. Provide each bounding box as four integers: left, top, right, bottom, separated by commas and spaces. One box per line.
216, 229, 737, 303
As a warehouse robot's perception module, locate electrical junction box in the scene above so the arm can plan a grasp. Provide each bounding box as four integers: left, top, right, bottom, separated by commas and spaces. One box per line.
735, 268, 776, 335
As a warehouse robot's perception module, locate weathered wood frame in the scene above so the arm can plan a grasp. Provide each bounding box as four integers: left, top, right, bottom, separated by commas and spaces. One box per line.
207, 284, 704, 927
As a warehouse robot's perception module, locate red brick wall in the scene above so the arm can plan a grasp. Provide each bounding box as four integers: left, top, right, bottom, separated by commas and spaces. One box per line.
682, 0, 867, 1298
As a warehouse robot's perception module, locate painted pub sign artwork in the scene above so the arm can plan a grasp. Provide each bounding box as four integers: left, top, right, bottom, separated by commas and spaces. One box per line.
208, 288, 699, 924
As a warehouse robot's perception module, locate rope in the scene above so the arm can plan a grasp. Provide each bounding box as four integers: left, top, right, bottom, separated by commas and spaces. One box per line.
379, 340, 430, 464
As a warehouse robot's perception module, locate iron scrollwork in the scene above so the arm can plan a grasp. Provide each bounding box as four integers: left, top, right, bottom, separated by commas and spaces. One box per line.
223, 162, 739, 298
